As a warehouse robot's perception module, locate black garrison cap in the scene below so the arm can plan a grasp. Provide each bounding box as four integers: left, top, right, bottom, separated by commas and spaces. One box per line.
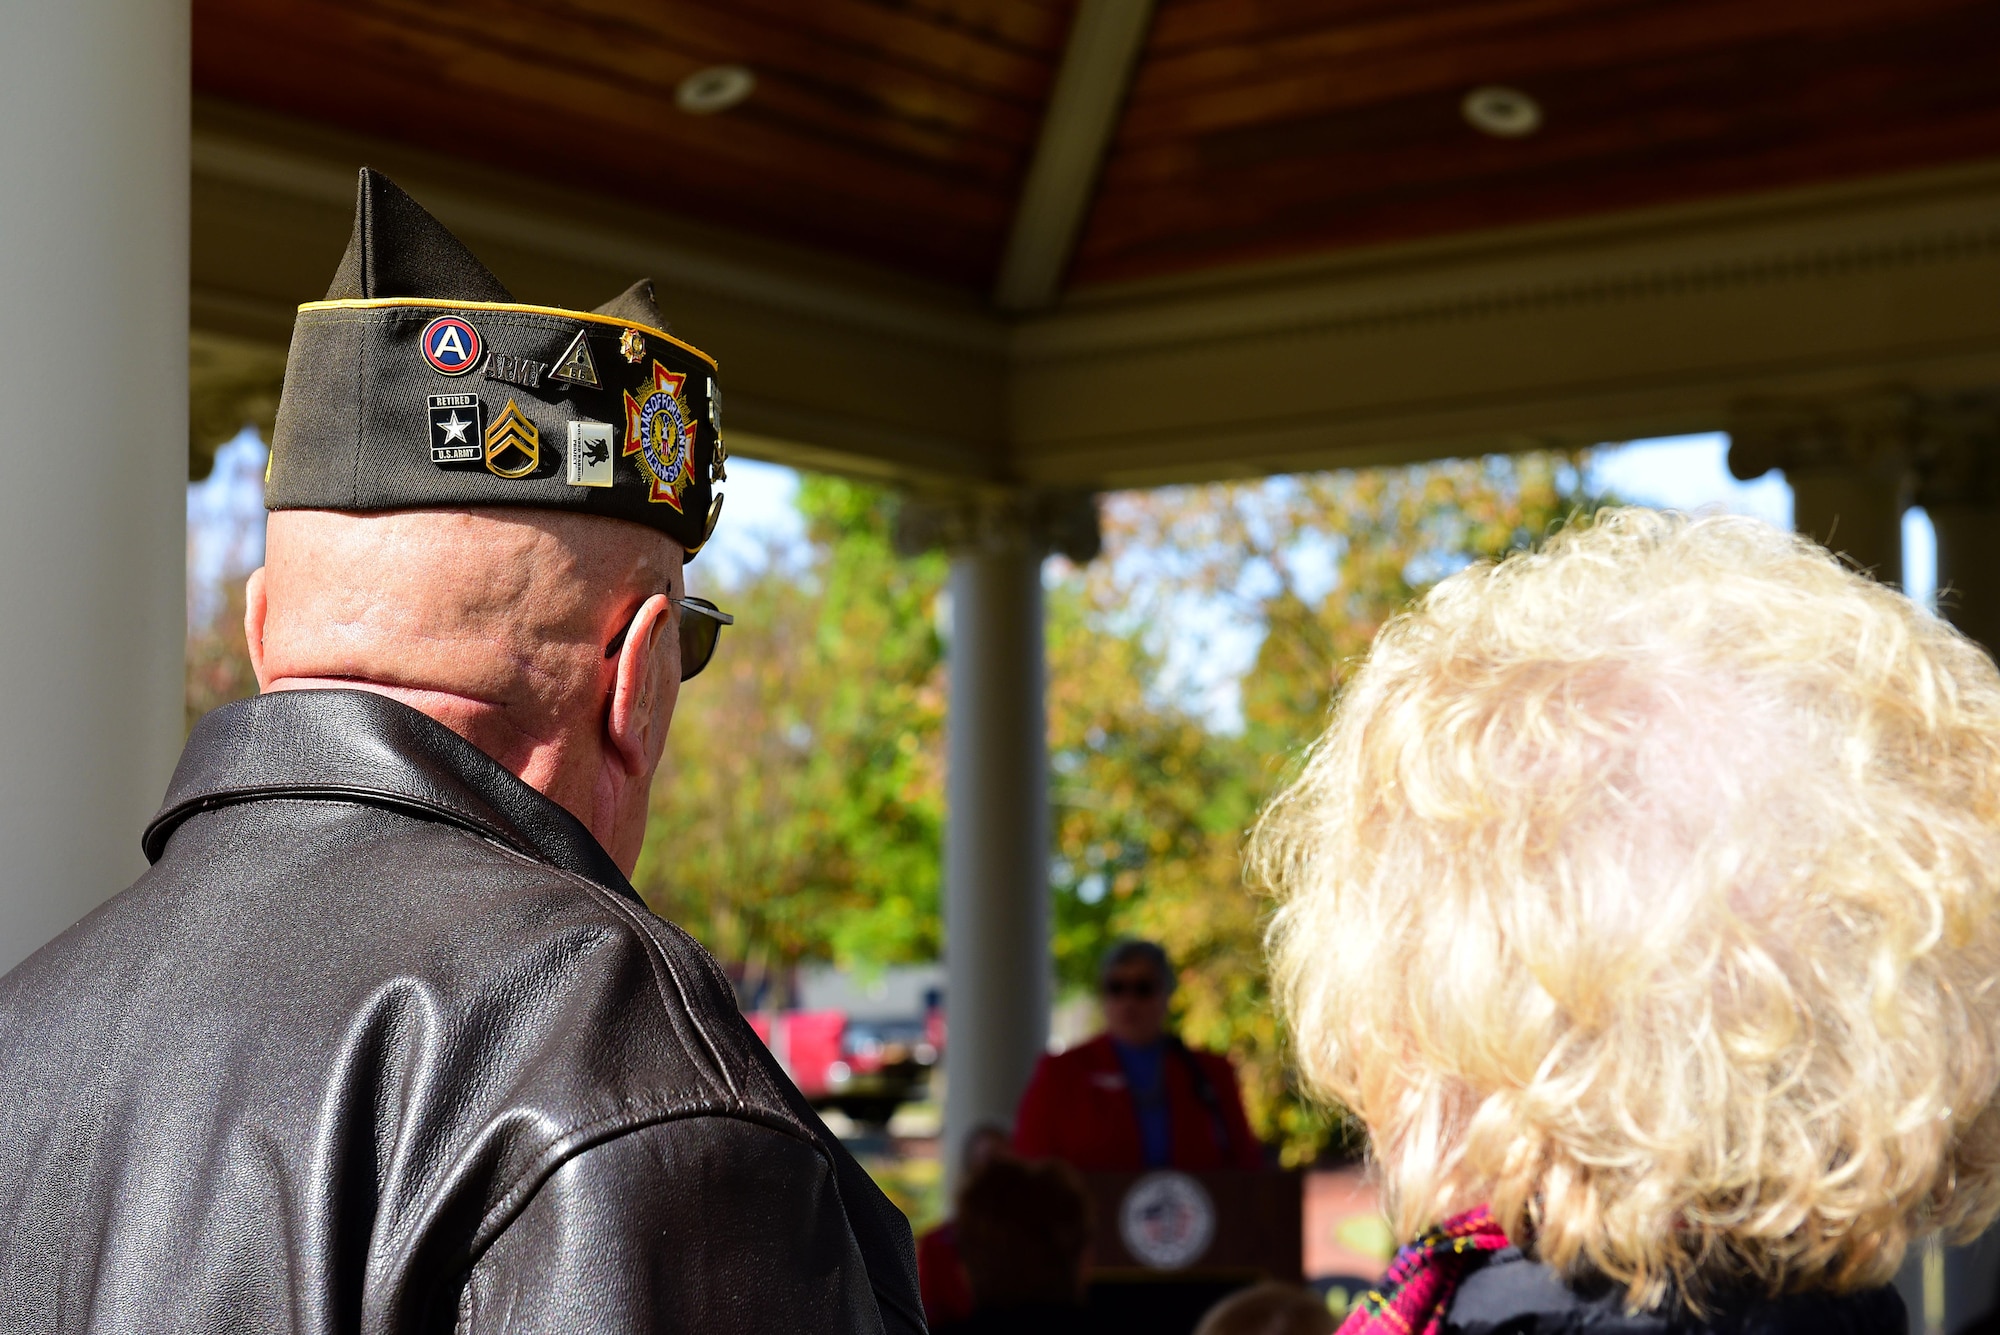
266, 168, 726, 556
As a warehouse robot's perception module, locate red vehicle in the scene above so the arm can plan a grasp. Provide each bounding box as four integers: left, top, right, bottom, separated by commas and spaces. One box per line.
746, 1005, 941, 1126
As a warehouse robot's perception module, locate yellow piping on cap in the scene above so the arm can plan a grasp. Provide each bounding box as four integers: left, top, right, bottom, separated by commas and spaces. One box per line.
296, 297, 719, 371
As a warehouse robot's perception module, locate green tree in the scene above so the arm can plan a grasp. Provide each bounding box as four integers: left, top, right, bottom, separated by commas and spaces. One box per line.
632, 475, 949, 997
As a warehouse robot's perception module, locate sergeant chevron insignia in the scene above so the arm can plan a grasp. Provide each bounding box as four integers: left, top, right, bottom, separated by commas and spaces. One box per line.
484, 398, 540, 478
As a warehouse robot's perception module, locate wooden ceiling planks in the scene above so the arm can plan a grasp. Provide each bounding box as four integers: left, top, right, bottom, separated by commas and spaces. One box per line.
195, 0, 2000, 296
194, 0, 1073, 288
1071, 0, 2000, 286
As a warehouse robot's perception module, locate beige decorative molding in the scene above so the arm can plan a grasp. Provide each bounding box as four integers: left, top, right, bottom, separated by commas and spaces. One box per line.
1728, 386, 2000, 508
893, 490, 1101, 563
193, 98, 2000, 494
1728, 390, 1926, 481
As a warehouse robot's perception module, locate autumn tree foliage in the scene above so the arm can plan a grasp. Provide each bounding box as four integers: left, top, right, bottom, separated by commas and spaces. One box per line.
1073, 455, 1599, 1162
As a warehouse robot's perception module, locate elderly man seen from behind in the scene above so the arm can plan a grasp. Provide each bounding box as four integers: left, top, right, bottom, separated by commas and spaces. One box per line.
1257, 510, 2000, 1335
0, 170, 920, 1334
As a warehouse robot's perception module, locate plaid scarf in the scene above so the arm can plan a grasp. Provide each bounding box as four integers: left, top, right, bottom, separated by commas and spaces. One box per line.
1336, 1206, 1510, 1335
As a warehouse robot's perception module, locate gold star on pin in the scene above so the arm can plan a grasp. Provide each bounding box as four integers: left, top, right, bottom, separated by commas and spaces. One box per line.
619, 328, 646, 363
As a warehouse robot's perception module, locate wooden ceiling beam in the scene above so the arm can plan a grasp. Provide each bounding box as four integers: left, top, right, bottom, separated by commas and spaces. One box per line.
991, 0, 1155, 312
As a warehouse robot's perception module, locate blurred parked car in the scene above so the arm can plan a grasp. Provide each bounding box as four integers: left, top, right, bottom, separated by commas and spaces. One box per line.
746, 987, 942, 1125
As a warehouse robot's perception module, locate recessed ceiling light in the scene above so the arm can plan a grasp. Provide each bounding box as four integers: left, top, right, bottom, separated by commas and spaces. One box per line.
1462, 85, 1542, 138
676, 65, 755, 116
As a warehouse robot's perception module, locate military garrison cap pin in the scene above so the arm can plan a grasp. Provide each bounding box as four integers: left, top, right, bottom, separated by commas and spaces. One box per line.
707, 376, 727, 482
428, 393, 485, 465
484, 398, 540, 478
619, 328, 646, 363
566, 421, 614, 488
550, 329, 600, 389
421, 315, 483, 375
485, 352, 545, 390
623, 361, 695, 509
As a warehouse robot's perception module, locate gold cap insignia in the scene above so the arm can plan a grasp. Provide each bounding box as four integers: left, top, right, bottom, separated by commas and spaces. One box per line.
484, 398, 540, 478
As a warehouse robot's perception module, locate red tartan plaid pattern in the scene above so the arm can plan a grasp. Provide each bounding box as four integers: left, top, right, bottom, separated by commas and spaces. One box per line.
1335, 1206, 1510, 1335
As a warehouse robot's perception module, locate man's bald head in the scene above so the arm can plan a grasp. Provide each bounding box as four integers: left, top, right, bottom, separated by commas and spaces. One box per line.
248, 507, 686, 871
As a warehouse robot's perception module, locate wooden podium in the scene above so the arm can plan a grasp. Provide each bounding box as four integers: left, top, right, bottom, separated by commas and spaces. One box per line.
1077, 1171, 1304, 1335
1082, 1169, 1304, 1280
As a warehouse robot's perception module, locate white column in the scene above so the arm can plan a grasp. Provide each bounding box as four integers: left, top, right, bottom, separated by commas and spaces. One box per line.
0, 0, 190, 972
943, 538, 1050, 1187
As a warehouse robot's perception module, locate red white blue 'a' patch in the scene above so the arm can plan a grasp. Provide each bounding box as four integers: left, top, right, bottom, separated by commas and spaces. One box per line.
420, 315, 483, 376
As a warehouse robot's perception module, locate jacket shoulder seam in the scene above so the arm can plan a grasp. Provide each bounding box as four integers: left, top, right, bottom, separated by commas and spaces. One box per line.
534, 861, 748, 1103
465, 1101, 823, 1263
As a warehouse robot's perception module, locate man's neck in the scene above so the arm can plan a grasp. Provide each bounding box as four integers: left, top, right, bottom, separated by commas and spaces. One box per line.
265, 677, 626, 861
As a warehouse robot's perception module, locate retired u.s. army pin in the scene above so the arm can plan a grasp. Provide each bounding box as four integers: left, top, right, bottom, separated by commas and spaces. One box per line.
428, 393, 485, 465
566, 421, 614, 488
484, 398, 540, 479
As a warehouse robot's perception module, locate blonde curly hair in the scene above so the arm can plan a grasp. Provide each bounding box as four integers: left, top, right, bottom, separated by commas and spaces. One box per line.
1255, 508, 2000, 1308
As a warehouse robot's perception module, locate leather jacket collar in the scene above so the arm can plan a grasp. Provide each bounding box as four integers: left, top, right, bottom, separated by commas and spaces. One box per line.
145, 688, 629, 895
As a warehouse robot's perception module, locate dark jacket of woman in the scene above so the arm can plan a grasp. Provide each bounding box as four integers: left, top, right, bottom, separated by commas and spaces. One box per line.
1444, 1248, 1907, 1335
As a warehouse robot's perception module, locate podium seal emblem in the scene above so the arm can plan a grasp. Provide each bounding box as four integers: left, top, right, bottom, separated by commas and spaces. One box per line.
1118, 1170, 1216, 1270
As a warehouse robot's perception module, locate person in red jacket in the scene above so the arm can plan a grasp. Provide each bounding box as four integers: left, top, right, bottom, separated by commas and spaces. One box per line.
1014, 940, 1263, 1172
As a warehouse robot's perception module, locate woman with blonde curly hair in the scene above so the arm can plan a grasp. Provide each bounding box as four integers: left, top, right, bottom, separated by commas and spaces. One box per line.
1255, 509, 2000, 1334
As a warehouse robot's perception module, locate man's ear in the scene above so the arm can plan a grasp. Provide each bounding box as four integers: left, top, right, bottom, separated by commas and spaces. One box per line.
608, 593, 679, 777
245, 567, 271, 690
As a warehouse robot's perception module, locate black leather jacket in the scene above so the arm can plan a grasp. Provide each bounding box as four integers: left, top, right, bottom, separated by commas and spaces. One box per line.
0, 689, 925, 1334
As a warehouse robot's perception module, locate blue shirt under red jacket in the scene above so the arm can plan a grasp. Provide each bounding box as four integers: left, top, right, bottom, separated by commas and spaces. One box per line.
1012, 1032, 1264, 1172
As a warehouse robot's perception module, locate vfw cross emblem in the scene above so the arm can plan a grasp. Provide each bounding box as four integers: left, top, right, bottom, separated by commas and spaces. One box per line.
622, 360, 696, 510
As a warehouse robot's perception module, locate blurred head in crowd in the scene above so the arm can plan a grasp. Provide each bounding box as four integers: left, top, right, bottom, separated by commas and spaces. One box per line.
1098, 938, 1174, 1047
956, 1157, 1093, 1309
1256, 510, 2000, 1308
1194, 1281, 1337, 1335
961, 1121, 1012, 1183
